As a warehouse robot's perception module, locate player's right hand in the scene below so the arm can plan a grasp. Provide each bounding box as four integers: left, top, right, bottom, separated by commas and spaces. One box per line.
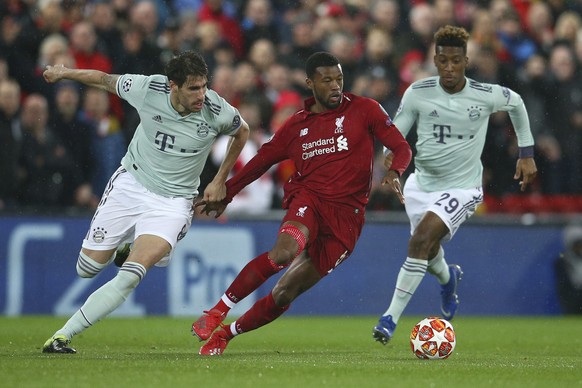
194, 200, 227, 218
43, 64, 67, 84
382, 170, 404, 204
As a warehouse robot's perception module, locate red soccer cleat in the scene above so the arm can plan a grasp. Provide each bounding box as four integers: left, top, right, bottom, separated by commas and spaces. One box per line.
198, 326, 232, 356
191, 309, 226, 341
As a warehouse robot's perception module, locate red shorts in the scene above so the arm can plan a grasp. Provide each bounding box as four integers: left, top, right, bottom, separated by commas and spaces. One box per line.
281, 190, 365, 277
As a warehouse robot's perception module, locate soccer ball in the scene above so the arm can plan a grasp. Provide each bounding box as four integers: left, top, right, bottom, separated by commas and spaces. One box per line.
410, 317, 456, 360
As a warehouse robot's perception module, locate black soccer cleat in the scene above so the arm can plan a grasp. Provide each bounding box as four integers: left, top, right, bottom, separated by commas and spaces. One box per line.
42, 335, 77, 354
114, 243, 131, 267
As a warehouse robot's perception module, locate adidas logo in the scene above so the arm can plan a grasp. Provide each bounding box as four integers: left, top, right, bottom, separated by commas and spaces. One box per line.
429, 110, 439, 117
152, 115, 162, 123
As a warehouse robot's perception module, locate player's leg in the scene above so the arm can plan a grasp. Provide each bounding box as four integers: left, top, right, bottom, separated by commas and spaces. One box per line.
422, 186, 482, 320
192, 220, 310, 341
199, 253, 321, 355
43, 175, 191, 353
44, 235, 170, 353
374, 213, 447, 344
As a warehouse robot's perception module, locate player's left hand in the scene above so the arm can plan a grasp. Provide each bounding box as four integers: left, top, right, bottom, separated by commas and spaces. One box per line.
43, 64, 68, 83
382, 170, 404, 204
514, 157, 537, 192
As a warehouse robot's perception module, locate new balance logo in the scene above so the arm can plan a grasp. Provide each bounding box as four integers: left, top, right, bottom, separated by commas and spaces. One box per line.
429, 110, 439, 117
300, 128, 309, 137
152, 115, 163, 123
337, 135, 348, 151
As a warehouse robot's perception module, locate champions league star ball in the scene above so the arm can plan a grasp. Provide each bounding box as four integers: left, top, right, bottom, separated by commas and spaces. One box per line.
410, 317, 456, 360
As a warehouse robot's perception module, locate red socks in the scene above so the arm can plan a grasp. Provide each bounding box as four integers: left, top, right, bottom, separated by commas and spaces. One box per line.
230, 292, 289, 335
212, 252, 281, 314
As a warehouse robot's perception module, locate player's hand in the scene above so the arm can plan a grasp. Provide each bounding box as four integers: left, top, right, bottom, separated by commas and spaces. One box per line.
202, 180, 227, 203
514, 157, 537, 192
43, 64, 68, 84
384, 150, 394, 170
382, 170, 404, 204
194, 200, 227, 218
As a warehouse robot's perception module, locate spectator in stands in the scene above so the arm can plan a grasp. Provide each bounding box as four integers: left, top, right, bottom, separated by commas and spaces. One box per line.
553, 11, 582, 46
555, 223, 582, 314
18, 93, 82, 207
90, 0, 124, 60
281, 13, 323, 93
49, 81, 97, 209
263, 62, 298, 105
232, 61, 272, 126
241, 0, 280, 53
0, 78, 23, 210
325, 31, 360, 91
546, 43, 582, 193
393, 2, 435, 70
368, 0, 402, 38
128, 0, 162, 45
69, 19, 123, 121
356, 27, 398, 87
80, 87, 127, 198
198, 0, 245, 58
495, 9, 537, 68
195, 20, 228, 71
247, 38, 278, 75
114, 24, 164, 77
524, 1, 554, 55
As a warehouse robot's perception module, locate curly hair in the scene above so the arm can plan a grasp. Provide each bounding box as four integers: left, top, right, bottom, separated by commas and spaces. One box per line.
434, 25, 470, 53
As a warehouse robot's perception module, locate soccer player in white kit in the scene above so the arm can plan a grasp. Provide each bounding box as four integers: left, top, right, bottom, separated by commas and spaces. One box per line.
41, 51, 249, 353
373, 25, 538, 344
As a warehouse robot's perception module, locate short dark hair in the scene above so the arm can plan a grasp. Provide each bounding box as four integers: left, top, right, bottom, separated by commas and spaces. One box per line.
434, 25, 470, 54
165, 51, 208, 87
305, 52, 340, 79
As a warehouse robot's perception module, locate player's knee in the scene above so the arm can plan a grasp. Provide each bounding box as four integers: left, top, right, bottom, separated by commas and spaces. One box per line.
408, 233, 436, 259
76, 251, 106, 278
277, 224, 307, 260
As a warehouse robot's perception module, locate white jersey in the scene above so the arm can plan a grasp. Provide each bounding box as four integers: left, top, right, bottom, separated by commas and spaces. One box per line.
394, 76, 534, 191
116, 74, 242, 198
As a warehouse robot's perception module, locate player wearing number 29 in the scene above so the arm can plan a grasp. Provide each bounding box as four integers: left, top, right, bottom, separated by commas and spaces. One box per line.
40, 51, 249, 353
193, 51, 412, 355
373, 25, 538, 345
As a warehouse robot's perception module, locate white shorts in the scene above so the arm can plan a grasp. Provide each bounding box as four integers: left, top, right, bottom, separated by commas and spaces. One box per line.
82, 167, 194, 266
403, 173, 483, 242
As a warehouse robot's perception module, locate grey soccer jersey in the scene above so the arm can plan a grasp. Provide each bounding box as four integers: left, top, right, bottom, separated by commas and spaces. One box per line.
394, 76, 534, 192
116, 74, 242, 198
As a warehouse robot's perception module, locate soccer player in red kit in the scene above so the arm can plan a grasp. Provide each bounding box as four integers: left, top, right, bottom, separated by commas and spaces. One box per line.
193, 51, 412, 356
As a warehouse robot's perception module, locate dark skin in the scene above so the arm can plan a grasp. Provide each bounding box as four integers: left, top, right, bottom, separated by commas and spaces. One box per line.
390, 46, 538, 260
197, 65, 402, 306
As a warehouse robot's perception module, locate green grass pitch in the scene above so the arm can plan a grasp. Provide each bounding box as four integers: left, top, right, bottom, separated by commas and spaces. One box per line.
1, 315, 580, 387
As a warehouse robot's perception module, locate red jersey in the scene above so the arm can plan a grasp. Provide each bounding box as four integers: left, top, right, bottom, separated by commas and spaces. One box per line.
226, 93, 411, 209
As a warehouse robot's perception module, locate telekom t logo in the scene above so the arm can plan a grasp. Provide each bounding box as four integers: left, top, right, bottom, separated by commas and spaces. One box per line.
433, 124, 451, 144
155, 131, 175, 151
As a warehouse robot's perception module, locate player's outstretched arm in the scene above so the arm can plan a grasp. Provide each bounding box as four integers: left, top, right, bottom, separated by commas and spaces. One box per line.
514, 157, 537, 191
43, 64, 120, 94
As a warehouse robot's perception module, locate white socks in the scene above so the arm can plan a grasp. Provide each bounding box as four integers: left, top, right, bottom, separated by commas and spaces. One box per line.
383, 257, 427, 323
427, 246, 450, 285
56, 262, 147, 340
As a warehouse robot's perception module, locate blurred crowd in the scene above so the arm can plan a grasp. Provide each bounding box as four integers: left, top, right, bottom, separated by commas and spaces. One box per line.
1, 0, 582, 215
